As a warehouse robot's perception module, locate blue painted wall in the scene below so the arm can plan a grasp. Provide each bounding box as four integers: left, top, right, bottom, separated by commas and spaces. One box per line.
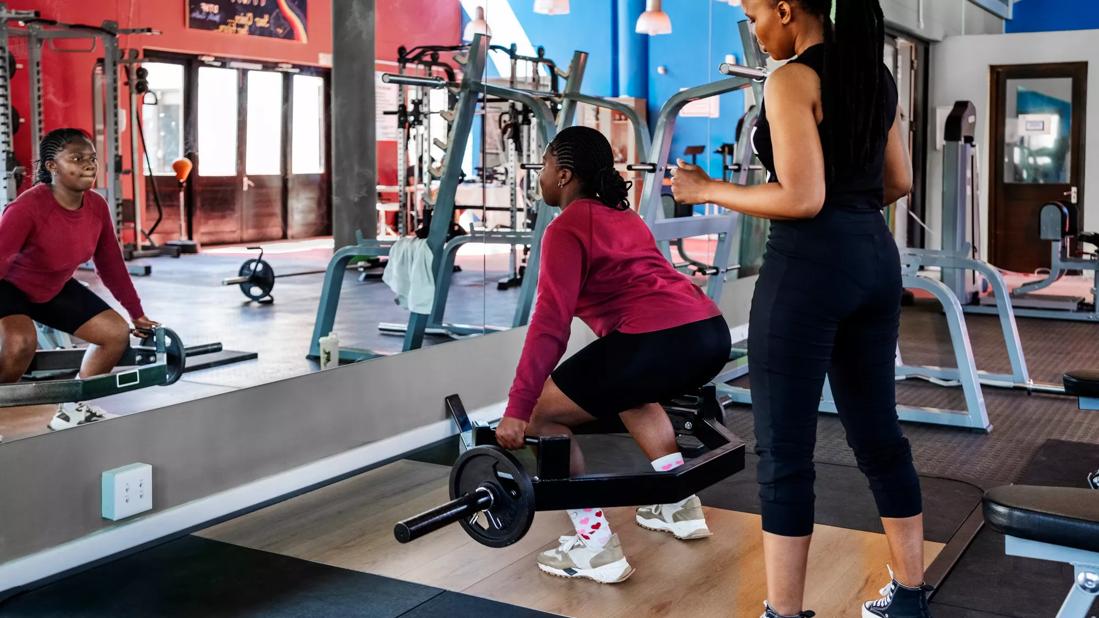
462, 1, 753, 176
646, 0, 749, 176
1006, 0, 1099, 33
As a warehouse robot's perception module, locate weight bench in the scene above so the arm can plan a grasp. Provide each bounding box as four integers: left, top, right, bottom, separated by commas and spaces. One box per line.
1064, 370, 1099, 411
983, 485, 1099, 617
394, 385, 746, 547
1011, 202, 1098, 321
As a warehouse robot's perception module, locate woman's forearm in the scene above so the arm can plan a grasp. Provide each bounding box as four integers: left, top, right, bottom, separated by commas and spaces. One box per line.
701, 178, 822, 220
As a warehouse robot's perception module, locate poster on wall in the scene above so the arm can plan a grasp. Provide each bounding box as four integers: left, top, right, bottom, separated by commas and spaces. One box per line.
188, 0, 309, 43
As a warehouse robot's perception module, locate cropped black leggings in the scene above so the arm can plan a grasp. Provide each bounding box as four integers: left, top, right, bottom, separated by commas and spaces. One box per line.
748, 208, 922, 537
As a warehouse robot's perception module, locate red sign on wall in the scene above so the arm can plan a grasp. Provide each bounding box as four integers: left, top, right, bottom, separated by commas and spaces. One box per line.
188, 0, 309, 43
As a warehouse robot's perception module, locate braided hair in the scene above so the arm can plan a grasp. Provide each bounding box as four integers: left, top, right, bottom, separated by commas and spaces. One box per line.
36, 128, 93, 184
546, 126, 632, 211
781, 0, 887, 180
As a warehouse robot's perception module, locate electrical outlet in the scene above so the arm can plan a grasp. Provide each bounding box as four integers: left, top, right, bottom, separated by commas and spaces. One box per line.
101, 463, 153, 521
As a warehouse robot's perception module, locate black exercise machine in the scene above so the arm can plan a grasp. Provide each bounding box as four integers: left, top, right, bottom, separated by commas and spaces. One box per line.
393, 385, 746, 547
983, 485, 1099, 617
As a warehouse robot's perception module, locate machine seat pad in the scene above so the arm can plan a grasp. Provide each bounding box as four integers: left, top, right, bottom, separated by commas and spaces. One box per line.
983, 485, 1099, 553
1065, 370, 1099, 398
1078, 231, 1099, 247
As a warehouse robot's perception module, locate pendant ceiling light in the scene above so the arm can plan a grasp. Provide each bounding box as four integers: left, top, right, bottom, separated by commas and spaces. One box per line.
635, 0, 672, 36
533, 0, 570, 15
463, 6, 492, 42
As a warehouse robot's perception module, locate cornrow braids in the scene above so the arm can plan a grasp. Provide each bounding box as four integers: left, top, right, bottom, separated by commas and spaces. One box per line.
36, 128, 92, 185
547, 126, 632, 211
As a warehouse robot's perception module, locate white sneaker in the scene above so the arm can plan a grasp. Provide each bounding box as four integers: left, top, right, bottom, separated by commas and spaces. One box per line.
635, 495, 712, 539
536, 534, 634, 583
48, 402, 114, 431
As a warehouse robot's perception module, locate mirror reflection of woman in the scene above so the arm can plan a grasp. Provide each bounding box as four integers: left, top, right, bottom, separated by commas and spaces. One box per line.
672, 1, 925, 617
0, 128, 158, 432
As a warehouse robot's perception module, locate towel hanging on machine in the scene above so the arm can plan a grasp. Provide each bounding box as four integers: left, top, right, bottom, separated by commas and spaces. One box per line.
382, 237, 436, 314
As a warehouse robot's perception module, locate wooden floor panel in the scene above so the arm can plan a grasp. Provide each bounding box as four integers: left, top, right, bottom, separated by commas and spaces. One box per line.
0, 405, 55, 442
200, 460, 943, 618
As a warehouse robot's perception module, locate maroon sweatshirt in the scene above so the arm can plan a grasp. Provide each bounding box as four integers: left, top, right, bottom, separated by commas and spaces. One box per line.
0, 183, 144, 319
505, 199, 722, 422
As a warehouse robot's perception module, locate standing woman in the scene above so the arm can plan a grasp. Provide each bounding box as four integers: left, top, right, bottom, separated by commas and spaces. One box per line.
0, 128, 158, 430
672, 1, 927, 617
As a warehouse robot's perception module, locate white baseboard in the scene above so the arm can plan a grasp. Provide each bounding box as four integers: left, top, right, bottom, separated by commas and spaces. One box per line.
0, 400, 507, 594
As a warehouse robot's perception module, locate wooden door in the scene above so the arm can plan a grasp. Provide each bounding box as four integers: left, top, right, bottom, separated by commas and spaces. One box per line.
193, 65, 245, 245
990, 62, 1087, 272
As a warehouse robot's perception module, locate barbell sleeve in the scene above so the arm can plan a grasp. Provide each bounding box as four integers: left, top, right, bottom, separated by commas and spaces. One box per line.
394, 486, 494, 543
718, 64, 768, 80
381, 73, 449, 89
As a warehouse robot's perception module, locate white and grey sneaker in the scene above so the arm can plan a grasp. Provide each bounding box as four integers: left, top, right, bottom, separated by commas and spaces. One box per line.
536, 533, 634, 583
48, 402, 114, 431
1088, 468, 1098, 490
862, 566, 933, 618
635, 495, 712, 539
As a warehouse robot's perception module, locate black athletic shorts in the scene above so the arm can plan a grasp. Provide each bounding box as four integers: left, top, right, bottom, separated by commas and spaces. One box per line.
551, 314, 731, 418
0, 279, 112, 334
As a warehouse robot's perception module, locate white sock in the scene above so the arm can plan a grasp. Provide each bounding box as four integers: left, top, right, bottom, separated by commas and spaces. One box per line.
566, 507, 612, 548
651, 452, 685, 472
651, 452, 693, 508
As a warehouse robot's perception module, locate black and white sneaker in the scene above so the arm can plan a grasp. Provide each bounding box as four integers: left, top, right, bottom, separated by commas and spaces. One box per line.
48, 402, 114, 431
761, 602, 816, 618
863, 566, 932, 618
1088, 468, 1099, 490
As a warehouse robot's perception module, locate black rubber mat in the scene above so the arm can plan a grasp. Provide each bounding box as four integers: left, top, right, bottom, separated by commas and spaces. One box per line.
575, 433, 982, 543
931, 439, 1099, 617
183, 349, 260, 373
0, 535, 558, 618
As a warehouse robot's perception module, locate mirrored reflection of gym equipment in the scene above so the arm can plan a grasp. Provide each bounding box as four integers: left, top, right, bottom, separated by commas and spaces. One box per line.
309, 35, 574, 362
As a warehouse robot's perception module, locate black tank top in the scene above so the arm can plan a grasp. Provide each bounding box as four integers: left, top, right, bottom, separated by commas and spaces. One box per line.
751, 44, 898, 212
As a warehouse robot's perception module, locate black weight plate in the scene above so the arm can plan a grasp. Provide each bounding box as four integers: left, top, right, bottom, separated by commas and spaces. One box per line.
449, 446, 535, 548
140, 328, 186, 385
238, 258, 275, 302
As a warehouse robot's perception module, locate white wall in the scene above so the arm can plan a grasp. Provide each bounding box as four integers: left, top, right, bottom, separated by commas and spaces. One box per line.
884, 0, 1005, 40
926, 29, 1099, 255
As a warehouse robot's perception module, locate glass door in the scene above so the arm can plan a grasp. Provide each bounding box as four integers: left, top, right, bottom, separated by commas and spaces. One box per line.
194, 65, 244, 245
990, 63, 1087, 271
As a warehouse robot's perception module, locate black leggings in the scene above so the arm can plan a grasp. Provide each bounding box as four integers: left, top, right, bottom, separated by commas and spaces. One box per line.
749, 208, 922, 537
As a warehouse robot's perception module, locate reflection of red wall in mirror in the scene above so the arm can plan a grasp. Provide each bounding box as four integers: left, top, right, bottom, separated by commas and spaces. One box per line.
6, 0, 459, 204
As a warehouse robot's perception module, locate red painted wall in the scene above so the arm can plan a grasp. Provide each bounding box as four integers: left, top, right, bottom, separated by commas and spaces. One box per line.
9, 0, 460, 203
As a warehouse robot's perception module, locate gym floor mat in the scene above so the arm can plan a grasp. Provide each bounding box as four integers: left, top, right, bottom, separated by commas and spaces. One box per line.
930, 439, 1099, 617
577, 433, 983, 543
0, 535, 558, 618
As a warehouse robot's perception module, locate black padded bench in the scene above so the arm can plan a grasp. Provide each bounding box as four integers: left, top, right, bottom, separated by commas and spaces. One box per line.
983, 485, 1099, 617
1064, 370, 1099, 411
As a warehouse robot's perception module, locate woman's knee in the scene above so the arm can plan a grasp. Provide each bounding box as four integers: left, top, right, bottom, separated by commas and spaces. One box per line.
79, 312, 131, 348
1, 329, 38, 361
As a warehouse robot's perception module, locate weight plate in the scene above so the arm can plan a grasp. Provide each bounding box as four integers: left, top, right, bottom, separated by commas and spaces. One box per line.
140, 328, 186, 385
449, 446, 535, 548
238, 258, 275, 302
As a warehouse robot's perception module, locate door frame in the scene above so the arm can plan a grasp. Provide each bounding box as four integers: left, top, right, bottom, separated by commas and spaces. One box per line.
142, 50, 332, 244
989, 61, 1088, 264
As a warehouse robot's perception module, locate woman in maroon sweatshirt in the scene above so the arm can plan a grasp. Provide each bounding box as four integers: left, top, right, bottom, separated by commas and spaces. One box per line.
0, 128, 157, 431
494, 126, 731, 583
